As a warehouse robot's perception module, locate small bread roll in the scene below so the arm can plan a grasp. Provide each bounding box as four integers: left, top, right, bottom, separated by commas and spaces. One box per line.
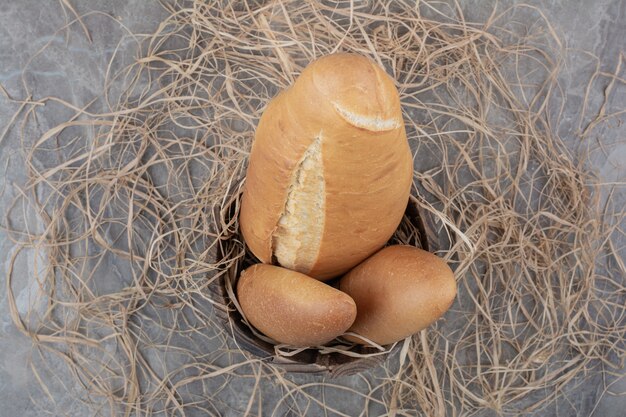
237, 264, 357, 346
339, 245, 456, 345
240, 53, 413, 280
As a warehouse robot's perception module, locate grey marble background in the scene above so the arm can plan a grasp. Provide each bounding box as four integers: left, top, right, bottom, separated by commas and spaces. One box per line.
1, 1, 624, 416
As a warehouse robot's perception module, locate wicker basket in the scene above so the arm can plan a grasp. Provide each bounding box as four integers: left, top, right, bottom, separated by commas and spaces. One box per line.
211, 192, 441, 377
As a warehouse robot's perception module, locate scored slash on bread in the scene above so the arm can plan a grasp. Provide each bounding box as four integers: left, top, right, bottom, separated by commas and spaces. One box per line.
332, 103, 401, 131
272, 135, 324, 273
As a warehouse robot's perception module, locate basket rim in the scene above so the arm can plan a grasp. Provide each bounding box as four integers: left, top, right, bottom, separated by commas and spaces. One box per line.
210, 190, 443, 376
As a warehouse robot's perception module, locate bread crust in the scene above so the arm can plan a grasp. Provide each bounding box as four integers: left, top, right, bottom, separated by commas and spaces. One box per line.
237, 264, 357, 346
339, 245, 457, 345
240, 53, 413, 280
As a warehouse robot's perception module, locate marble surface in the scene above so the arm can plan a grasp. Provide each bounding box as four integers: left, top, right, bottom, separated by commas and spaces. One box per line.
0, 1, 624, 416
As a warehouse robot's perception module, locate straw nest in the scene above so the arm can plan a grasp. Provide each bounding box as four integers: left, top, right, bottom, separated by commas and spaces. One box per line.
4, 0, 625, 415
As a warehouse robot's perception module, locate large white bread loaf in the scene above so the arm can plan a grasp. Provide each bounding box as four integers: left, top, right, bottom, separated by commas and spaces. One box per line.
240, 53, 413, 280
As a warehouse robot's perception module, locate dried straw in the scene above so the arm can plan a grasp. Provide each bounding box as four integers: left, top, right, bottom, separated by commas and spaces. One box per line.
3, 0, 625, 415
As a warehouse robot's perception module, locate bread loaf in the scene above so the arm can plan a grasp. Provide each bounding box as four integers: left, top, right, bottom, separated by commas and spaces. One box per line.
339, 245, 456, 345
240, 53, 413, 280
237, 264, 357, 346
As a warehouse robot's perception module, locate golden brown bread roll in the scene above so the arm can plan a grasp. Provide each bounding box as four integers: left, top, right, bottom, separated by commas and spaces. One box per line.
240, 53, 413, 280
237, 264, 357, 346
339, 245, 456, 345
